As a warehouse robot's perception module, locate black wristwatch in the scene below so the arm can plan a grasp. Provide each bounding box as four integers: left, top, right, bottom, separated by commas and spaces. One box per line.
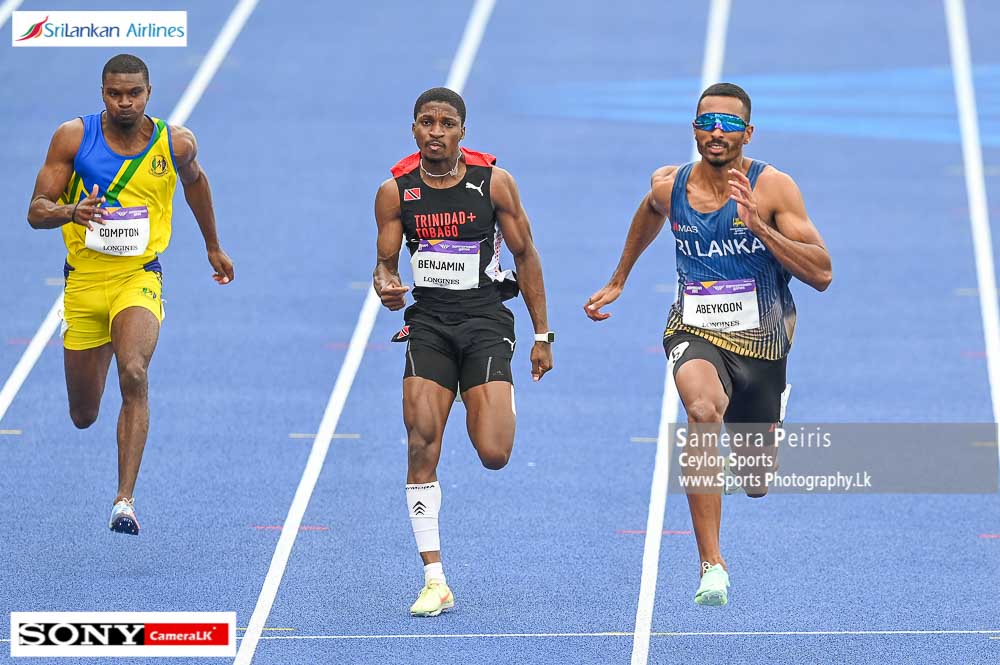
533, 331, 555, 344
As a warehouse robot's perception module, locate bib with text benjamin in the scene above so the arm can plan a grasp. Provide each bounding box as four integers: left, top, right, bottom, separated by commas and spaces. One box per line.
411, 239, 480, 290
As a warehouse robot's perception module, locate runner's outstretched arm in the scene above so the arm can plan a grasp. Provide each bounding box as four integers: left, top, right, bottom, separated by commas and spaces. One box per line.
584, 165, 677, 320
492, 167, 552, 381
172, 125, 233, 284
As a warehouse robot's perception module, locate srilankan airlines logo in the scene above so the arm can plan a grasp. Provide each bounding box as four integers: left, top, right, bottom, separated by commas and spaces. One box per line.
11, 11, 187, 47
15, 16, 48, 41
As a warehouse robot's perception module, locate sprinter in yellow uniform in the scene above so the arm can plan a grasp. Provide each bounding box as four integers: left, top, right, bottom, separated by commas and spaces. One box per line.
26, 54, 234, 535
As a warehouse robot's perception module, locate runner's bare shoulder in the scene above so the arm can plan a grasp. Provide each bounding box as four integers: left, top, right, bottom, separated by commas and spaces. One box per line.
375, 178, 401, 222
50, 119, 85, 159
650, 165, 679, 215
168, 125, 194, 156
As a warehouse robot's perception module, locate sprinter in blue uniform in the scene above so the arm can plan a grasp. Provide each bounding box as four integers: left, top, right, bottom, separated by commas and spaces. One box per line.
585, 83, 832, 606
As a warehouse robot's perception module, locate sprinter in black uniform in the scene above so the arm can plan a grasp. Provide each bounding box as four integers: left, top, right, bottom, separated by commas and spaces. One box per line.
373, 88, 553, 617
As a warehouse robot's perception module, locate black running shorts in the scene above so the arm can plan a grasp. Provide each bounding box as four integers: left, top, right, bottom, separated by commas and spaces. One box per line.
392, 305, 516, 394
663, 332, 788, 425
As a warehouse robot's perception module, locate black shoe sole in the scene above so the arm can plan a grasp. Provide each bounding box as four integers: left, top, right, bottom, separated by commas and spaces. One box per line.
110, 516, 139, 535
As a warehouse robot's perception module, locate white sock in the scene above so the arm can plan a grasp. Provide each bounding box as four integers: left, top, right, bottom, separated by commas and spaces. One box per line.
406, 481, 442, 553
423, 561, 446, 585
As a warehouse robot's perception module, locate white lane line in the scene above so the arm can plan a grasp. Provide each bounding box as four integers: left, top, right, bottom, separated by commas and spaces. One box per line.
237, 628, 1000, 641
652, 629, 1000, 637
3, 627, 999, 644
630, 366, 680, 665
232, 281, 380, 665
0, 0, 24, 32
232, 2, 497, 663
246, 632, 631, 641
444, 0, 495, 92
630, 2, 731, 664
0, 0, 259, 427
944, 0, 1000, 436
0, 296, 61, 424
169, 0, 259, 126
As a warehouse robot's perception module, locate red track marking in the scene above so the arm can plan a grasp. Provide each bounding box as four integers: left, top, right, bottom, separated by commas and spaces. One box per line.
617, 529, 692, 535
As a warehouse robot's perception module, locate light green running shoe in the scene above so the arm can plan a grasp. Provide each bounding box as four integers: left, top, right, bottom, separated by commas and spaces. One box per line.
409, 580, 455, 617
694, 562, 729, 606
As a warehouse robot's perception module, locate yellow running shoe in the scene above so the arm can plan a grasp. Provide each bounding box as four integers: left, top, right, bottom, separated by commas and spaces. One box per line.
409, 580, 455, 617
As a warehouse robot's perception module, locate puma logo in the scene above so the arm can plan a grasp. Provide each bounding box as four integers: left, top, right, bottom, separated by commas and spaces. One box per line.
466, 179, 485, 196
502, 337, 515, 352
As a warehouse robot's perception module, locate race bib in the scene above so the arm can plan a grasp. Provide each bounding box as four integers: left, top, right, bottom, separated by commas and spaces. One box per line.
411, 239, 480, 290
84, 206, 150, 257
682, 278, 760, 332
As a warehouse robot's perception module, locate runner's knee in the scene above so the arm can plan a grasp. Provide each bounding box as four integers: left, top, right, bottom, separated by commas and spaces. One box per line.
686, 397, 726, 424
476, 443, 510, 470
69, 405, 99, 429
118, 361, 148, 400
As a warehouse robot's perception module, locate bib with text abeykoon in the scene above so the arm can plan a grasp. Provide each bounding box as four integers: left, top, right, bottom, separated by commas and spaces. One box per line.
682, 278, 760, 332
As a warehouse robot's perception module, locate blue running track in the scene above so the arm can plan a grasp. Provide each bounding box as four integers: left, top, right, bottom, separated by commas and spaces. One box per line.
1, 1, 998, 663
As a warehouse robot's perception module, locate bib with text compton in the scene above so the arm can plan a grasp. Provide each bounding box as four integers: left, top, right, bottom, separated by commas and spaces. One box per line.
83, 206, 150, 257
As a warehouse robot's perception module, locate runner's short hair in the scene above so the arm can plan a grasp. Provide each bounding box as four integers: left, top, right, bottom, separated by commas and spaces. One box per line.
413, 87, 466, 124
697, 82, 751, 121
102, 54, 149, 85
